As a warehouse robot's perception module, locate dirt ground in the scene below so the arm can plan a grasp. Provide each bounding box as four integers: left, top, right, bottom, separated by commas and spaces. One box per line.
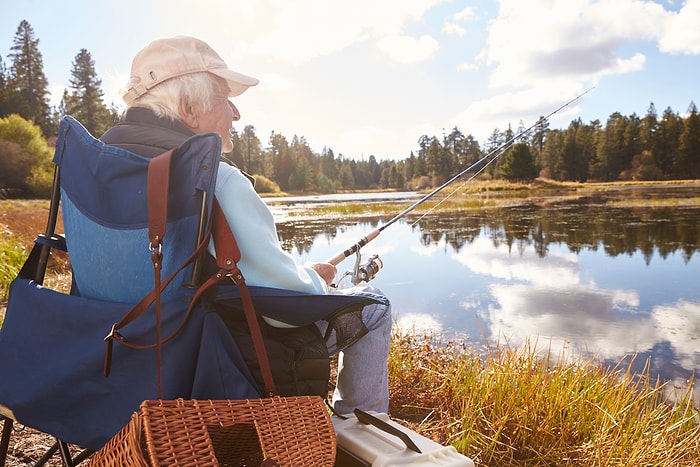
0, 200, 69, 278
1, 200, 63, 243
2, 425, 82, 467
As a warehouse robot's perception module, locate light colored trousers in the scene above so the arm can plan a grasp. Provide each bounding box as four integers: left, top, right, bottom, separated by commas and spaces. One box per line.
316, 285, 392, 415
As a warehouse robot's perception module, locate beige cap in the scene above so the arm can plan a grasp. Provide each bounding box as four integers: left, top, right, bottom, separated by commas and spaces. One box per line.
123, 36, 259, 105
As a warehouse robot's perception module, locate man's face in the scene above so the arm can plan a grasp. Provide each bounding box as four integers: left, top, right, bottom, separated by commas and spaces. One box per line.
191, 78, 241, 153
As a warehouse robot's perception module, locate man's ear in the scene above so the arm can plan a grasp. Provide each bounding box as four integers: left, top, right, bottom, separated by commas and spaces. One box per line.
178, 97, 199, 129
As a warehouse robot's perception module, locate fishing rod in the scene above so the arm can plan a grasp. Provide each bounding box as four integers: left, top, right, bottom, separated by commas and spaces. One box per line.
328, 87, 594, 284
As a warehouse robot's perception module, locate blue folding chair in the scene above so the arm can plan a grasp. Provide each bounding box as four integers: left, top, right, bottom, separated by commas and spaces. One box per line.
0, 116, 386, 465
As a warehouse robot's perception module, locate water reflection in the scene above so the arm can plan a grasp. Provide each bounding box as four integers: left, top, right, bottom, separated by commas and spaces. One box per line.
410, 200, 699, 262
271, 189, 700, 400
460, 236, 699, 396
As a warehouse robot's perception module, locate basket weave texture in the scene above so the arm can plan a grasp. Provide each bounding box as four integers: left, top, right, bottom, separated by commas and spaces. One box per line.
87, 396, 336, 466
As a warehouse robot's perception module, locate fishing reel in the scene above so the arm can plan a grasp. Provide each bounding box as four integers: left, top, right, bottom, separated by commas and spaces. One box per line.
336, 251, 383, 286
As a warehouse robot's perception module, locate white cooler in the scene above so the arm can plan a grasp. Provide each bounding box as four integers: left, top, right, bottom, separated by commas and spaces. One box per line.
332, 410, 475, 467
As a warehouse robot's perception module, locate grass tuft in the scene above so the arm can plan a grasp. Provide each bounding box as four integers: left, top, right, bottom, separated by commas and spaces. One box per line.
388, 331, 700, 466
0, 233, 27, 301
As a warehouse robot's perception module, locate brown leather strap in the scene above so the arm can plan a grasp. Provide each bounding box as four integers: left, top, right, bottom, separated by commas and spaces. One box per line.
103, 150, 278, 398
148, 149, 172, 398
147, 149, 173, 251
104, 148, 194, 382
103, 231, 213, 372
103, 234, 209, 353
210, 199, 278, 396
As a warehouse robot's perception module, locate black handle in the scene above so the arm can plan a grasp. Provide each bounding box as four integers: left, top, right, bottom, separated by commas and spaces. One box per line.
353, 409, 422, 454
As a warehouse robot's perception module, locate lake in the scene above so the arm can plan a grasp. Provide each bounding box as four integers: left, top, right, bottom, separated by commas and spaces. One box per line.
264, 185, 700, 401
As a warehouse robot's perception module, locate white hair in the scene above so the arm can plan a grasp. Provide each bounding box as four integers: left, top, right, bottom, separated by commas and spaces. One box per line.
126, 72, 224, 121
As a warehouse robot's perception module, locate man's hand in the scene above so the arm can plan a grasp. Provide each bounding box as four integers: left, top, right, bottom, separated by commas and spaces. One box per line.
309, 262, 337, 286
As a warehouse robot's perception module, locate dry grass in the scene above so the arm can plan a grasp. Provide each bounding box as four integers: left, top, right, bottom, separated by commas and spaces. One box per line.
0, 200, 69, 308
388, 331, 700, 466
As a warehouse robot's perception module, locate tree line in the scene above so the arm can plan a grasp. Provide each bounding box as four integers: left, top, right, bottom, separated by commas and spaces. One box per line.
1, 20, 698, 199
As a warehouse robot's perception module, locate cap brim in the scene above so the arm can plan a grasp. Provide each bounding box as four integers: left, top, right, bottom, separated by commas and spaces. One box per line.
210, 67, 259, 97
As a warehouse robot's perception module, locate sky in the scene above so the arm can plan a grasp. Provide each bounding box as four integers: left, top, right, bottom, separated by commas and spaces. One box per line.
1, 0, 699, 160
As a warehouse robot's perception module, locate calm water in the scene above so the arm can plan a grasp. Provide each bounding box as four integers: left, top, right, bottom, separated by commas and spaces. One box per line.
265, 186, 700, 399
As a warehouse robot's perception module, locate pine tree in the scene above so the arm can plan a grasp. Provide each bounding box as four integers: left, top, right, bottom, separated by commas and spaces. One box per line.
289, 135, 316, 191
592, 112, 627, 181
320, 147, 338, 181
676, 102, 700, 179
640, 102, 658, 150
483, 128, 502, 177
530, 116, 549, 158
0, 55, 8, 116
367, 155, 381, 187
574, 119, 599, 182
539, 128, 563, 179
500, 142, 539, 182
7, 20, 53, 135
239, 125, 262, 174
338, 162, 355, 190
559, 119, 583, 181
655, 107, 683, 177
65, 48, 112, 136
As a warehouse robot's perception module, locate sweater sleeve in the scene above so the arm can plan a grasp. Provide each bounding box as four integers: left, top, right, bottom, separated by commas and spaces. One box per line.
210, 162, 329, 295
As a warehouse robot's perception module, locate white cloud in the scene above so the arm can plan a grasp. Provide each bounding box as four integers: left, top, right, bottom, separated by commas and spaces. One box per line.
217, 0, 449, 65
658, 0, 700, 54
330, 125, 393, 157
454, 237, 582, 287
482, 0, 671, 90
454, 6, 477, 21
377, 34, 439, 63
443, 21, 466, 37
486, 283, 655, 357
652, 300, 700, 369
255, 73, 294, 92
447, 0, 688, 144
410, 242, 442, 258
443, 6, 476, 37
457, 62, 479, 72
450, 83, 588, 142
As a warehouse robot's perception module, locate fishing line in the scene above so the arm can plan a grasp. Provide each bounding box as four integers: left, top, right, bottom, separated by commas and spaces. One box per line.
407, 143, 511, 227
327, 87, 595, 279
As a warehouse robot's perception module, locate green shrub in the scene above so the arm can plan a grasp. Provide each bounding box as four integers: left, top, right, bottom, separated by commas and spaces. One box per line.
0, 114, 54, 198
253, 174, 281, 194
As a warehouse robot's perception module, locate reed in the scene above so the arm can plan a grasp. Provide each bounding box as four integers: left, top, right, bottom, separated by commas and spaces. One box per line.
0, 234, 26, 302
388, 331, 700, 466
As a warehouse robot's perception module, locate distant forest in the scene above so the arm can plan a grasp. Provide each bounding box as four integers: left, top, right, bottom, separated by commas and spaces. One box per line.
1, 20, 699, 199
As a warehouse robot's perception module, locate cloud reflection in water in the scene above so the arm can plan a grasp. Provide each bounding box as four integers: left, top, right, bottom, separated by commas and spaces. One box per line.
454, 236, 699, 400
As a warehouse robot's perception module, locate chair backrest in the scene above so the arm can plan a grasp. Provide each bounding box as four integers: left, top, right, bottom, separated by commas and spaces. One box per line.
54, 116, 221, 303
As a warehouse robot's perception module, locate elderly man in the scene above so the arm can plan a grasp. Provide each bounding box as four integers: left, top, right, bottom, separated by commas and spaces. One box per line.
100, 36, 391, 414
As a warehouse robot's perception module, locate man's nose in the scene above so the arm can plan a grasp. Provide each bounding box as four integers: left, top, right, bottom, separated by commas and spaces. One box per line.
229, 101, 241, 121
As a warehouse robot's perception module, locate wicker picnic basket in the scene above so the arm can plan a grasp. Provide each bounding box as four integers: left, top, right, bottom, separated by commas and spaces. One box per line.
87, 396, 336, 466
